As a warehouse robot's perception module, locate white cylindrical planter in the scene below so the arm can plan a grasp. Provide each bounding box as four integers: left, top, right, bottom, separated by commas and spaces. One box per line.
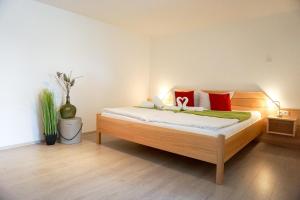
58, 117, 82, 144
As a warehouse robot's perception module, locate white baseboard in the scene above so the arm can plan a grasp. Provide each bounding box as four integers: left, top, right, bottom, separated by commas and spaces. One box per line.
0, 131, 95, 151
0, 140, 43, 151
84, 130, 96, 134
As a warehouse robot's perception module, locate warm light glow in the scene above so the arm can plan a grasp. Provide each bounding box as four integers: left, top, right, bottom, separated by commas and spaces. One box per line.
263, 87, 281, 115
158, 85, 170, 99
163, 93, 174, 105
256, 167, 273, 195
264, 88, 280, 104
266, 99, 276, 109
157, 84, 173, 105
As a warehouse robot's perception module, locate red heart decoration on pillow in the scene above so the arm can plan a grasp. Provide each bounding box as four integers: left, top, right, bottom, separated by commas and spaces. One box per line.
175, 91, 194, 107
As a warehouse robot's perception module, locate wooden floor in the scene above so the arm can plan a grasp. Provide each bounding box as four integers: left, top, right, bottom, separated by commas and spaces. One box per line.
0, 133, 299, 200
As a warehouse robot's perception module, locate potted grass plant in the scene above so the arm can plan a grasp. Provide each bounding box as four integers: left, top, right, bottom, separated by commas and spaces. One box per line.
40, 89, 58, 145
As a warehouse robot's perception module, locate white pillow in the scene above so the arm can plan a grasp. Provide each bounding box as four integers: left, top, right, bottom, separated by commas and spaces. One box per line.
199, 91, 211, 109
199, 91, 235, 109
153, 96, 165, 109
139, 101, 155, 108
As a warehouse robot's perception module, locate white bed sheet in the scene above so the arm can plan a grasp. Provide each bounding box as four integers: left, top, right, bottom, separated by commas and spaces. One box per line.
103, 107, 240, 130
101, 109, 261, 139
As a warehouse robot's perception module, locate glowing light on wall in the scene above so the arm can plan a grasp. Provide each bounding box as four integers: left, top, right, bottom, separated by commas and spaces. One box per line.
266, 98, 276, 109
264, 88, 280, 103
158, 85, 169, 99
263, 87, 282, 116
157, 84, 173, 105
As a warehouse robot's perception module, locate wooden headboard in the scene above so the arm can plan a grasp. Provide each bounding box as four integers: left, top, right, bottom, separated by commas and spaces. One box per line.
231, 92, 268, 110
204, 91, 273, 118
168, 89, 274, 118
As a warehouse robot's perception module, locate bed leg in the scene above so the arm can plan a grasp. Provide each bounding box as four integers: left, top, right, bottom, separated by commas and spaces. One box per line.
96, 131, 102, 144
216, 134, 225, 184
96, 114, 102, 144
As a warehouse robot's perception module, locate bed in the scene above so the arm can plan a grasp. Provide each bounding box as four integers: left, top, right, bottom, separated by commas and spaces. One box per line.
96, 91, 270, 184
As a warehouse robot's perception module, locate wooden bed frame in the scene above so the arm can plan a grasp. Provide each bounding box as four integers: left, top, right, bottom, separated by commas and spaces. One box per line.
96, 91, 270, 184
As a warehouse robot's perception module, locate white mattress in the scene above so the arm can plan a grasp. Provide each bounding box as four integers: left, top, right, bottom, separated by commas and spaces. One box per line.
101, 109, 261, 139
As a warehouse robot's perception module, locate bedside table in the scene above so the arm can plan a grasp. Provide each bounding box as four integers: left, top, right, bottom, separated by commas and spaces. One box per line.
267, 116, 297, 137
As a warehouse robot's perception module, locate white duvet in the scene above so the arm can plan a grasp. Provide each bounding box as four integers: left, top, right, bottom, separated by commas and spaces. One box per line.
103, 107, 241, 130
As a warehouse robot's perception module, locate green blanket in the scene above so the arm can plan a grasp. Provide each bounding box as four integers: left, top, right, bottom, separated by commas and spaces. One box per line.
135, 106, 251, 122
180, 110, 251, 122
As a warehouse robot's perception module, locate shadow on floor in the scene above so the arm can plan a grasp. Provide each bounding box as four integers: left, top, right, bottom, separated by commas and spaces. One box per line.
86, 133, 259, 183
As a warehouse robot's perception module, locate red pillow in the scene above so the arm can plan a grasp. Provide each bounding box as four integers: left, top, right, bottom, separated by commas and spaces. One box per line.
209, 93, 231, 111
175, 91, 195, 107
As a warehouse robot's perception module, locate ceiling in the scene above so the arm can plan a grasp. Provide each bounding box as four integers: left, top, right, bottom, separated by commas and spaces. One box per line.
37, 0, 300, 36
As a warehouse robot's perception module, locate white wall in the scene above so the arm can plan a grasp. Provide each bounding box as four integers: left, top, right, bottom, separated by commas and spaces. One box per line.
0, 0, 150, 148
150, 10, 300, 108
1, 1, 300, 149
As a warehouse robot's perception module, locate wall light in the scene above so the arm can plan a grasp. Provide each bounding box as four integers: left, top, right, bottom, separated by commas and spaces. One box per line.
157, 85, 173, 106
264, 92, 282, 117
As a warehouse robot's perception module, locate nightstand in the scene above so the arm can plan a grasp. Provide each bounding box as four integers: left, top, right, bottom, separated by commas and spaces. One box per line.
267, 116, 297, 137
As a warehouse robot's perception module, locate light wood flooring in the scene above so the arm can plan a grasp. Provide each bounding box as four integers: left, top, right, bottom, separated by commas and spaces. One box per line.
0, 133, 299, 200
